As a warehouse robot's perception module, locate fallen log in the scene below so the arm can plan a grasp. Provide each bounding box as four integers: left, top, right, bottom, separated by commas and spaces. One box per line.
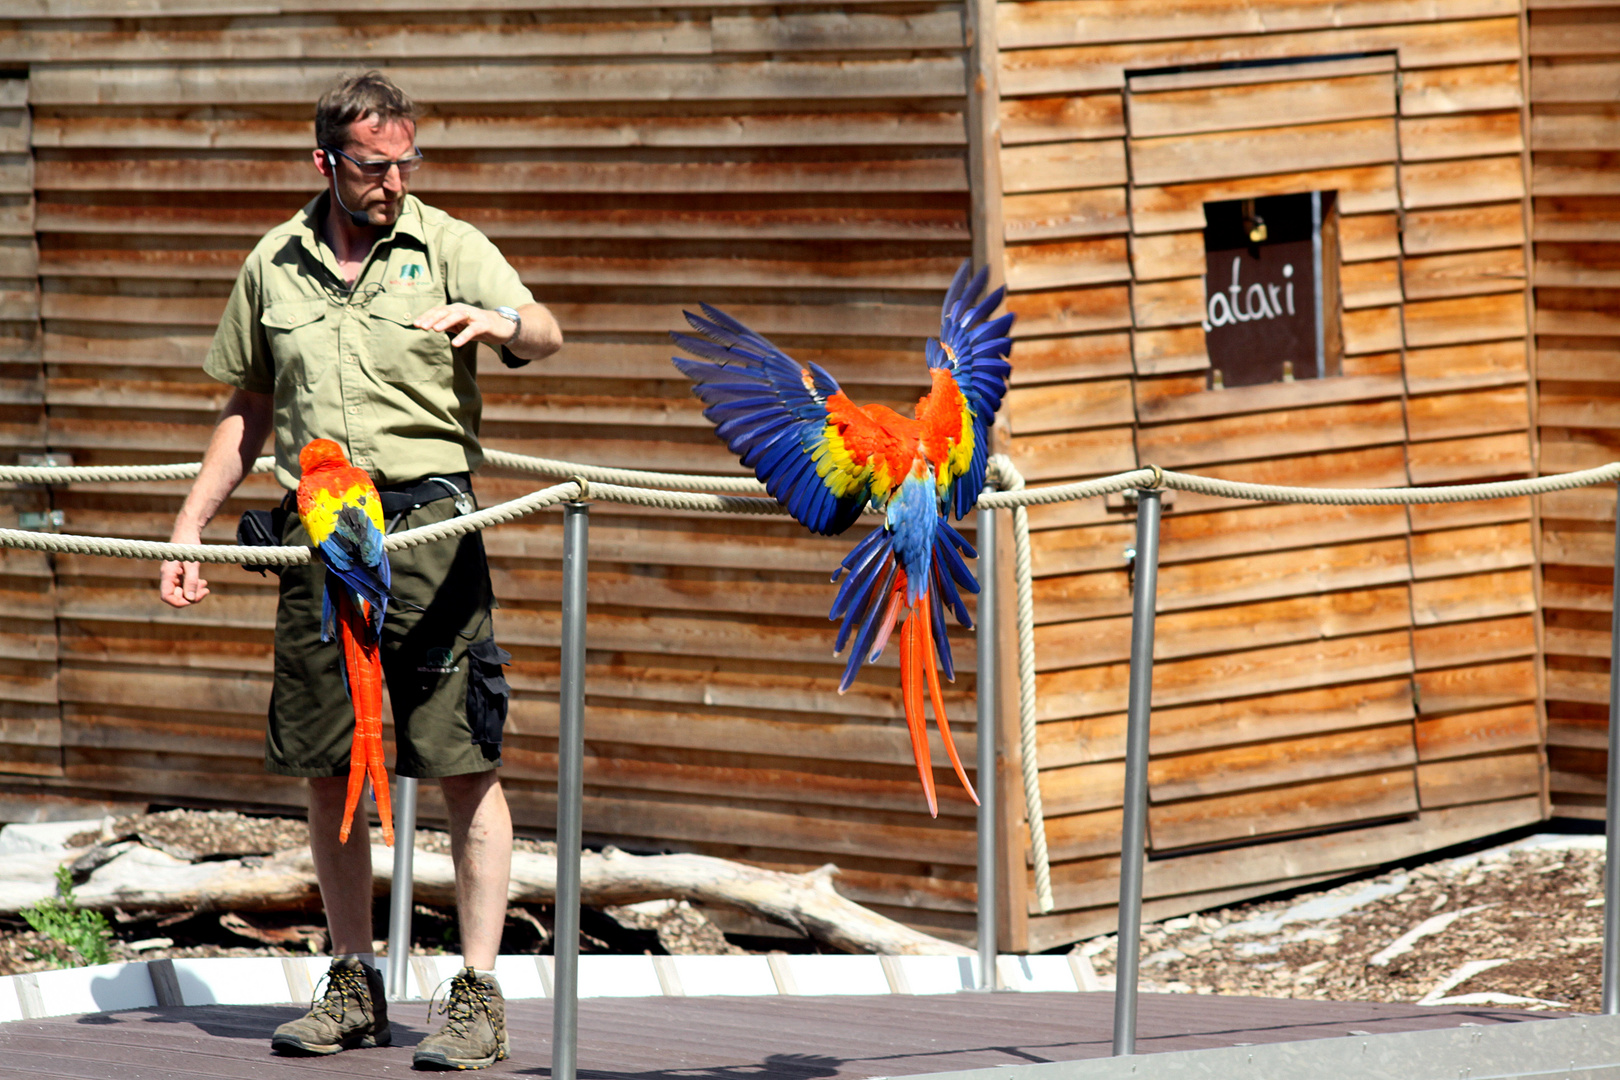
0, 843, 971, 957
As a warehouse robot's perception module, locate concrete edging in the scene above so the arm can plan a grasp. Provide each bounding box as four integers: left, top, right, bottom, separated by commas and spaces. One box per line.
0, 953, 1094, 1019
882, 1014, 1620, 1080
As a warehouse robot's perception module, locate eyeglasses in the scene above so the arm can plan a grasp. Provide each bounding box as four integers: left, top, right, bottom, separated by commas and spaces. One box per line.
321, 144, 425, 179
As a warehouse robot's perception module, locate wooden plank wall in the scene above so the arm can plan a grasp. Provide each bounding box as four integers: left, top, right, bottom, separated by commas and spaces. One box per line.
0, 3, 1006, 943
1531, 1, 1620, 819
994, 0, 1545, 952
0, 71, 59, 788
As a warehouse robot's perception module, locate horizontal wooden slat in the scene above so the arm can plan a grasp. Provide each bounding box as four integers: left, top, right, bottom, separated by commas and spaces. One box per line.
1005, 284, 1133, 336
34, 151, 970, 195
1401, 62, 1525, 116
1413, 613, 1537, 670
1136, 374, 1406, 424
1130, 164, 1398, 235
999, 19, 1523, 97
1156, 538, 1412, 613
1531, 58, 1620, 104
1149, 768, 1419, 851
1415, 704, 1540, 761
1402, 154, 1526, 208
1341, 258, 1403, 309
28, 58, 969, 106
1407, 385, 1530, 441
1127, 118, 1397, 188
1399, 111, 1524, 162
1147, 678, 1416, 758
999, 1, 1517, 50
1006, 423, 1139, 482
1526, 6, 1620, 55
1007, 332, 1134, 385
1412, 569, 1538, 625
1000, 93, 1125, 146
1136, 400, 1407, 470
1340, 212, 1402, 261
1130, 230, 1201, 282
1416, 750, 1542, 808
33, 109, 970, 152
1036, 795, 1537, 923
1127, 73, 1395, 140
1132, 326, 1207, 376
1403, 202, 1526, 255
1005, 378, 1134, 436
1000, 139, 1127, 194
1149, 723, 1417, 803
1002, 188, 1128, 242
1533, 105, 1620, 152
1532, 151, 1620, 196
1342, 304, 1404, 355
1130, 277, 1202, 329
1405, 291, 1528, 347
1004, 236, 1132, 291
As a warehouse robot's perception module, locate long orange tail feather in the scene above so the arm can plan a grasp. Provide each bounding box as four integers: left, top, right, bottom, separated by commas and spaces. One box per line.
920, 593, 977, 805
898, 612, 938, 817
335, 593, 393, 846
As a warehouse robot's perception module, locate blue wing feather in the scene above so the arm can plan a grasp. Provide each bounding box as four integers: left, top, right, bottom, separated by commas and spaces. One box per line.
314, 504, 390, 644
672, 308, 869, 536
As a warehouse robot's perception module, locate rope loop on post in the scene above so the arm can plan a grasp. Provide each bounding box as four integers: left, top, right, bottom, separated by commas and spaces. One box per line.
571, 475, 591, 503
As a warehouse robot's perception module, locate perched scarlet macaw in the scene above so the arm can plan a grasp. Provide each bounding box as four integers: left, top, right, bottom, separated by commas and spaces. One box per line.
672, 262, 1014, 816
296, 438, 394, 846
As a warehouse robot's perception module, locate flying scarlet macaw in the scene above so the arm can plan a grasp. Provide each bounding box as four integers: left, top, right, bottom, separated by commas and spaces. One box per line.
671, 261, 1014, 816
296, 438, 395, 846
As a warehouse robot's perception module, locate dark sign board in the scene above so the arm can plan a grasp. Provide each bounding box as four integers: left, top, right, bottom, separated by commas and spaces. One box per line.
1202, 192, 1333, 388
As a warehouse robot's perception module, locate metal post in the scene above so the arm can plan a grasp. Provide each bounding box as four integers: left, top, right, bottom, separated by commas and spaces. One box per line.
1604, 481, 1620, 1015
976, 503, 999, 991
552, 501, 589, 1080
1112, 489, 1161, 1056
385, 776, 419, 1000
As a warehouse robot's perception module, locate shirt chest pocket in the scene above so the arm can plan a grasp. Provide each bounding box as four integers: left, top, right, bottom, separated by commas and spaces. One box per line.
260, 299, 330, 390
367, 292, 452, 384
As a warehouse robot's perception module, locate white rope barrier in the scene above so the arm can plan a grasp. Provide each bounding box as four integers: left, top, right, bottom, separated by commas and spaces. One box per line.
9, 448, 1620, 927
989, 456, 1055, 913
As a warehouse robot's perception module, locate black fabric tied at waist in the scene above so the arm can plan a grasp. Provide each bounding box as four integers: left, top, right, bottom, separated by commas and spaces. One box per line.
376, 472, 473, 519
236, 472, 474, 576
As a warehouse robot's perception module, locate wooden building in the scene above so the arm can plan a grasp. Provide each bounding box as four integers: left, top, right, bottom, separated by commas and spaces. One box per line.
0, 1, 1613, 952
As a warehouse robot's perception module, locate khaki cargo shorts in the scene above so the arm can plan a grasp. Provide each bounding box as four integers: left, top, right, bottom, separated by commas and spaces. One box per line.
265, 492, 511, 779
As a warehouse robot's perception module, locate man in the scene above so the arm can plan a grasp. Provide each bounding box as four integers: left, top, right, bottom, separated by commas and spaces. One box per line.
158, 71, 561, 1070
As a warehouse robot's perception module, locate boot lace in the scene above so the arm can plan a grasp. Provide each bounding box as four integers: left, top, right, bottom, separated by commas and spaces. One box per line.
309, 962, 369, 1023
426, 970, 490, 1039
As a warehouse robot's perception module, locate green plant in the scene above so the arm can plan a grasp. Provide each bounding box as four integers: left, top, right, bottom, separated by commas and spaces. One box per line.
21, 865, 111, 967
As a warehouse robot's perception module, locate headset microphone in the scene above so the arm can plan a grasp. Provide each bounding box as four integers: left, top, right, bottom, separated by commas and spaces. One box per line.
325, 150, 373, 229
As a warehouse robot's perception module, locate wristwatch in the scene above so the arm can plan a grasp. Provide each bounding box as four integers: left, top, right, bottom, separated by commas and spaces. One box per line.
495, 305, 522, 344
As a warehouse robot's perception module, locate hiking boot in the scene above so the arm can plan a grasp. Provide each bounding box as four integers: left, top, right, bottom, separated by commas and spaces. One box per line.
413, 967, 508, 1070
270, 956, 390, 1055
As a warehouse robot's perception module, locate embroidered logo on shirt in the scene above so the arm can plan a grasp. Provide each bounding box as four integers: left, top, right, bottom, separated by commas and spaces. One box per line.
389, 262, 427, 287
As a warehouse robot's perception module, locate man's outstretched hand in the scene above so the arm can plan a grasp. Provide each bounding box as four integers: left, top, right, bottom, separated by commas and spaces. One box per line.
414, 303, 516, 349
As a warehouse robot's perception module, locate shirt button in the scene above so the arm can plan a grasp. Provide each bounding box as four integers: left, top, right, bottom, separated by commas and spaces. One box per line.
348, 406, 359, 415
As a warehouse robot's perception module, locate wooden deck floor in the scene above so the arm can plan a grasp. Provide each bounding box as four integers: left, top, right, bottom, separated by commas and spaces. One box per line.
0, 992, 1560, 1079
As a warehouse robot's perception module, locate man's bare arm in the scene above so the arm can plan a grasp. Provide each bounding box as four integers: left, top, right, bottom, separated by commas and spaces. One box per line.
158, 388, 274, 608
412, 301, 563, 362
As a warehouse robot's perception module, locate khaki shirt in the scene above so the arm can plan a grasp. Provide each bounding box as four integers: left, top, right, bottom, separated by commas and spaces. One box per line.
205, 192, 535, 489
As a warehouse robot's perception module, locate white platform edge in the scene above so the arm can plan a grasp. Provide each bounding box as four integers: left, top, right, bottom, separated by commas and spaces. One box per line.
0, 954, 1090, 1019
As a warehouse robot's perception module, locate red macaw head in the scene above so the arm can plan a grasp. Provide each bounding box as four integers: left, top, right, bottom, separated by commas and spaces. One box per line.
298, 438, 350, 476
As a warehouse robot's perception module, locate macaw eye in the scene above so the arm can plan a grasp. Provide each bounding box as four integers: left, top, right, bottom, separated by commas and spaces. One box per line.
358, 495, 367, 505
